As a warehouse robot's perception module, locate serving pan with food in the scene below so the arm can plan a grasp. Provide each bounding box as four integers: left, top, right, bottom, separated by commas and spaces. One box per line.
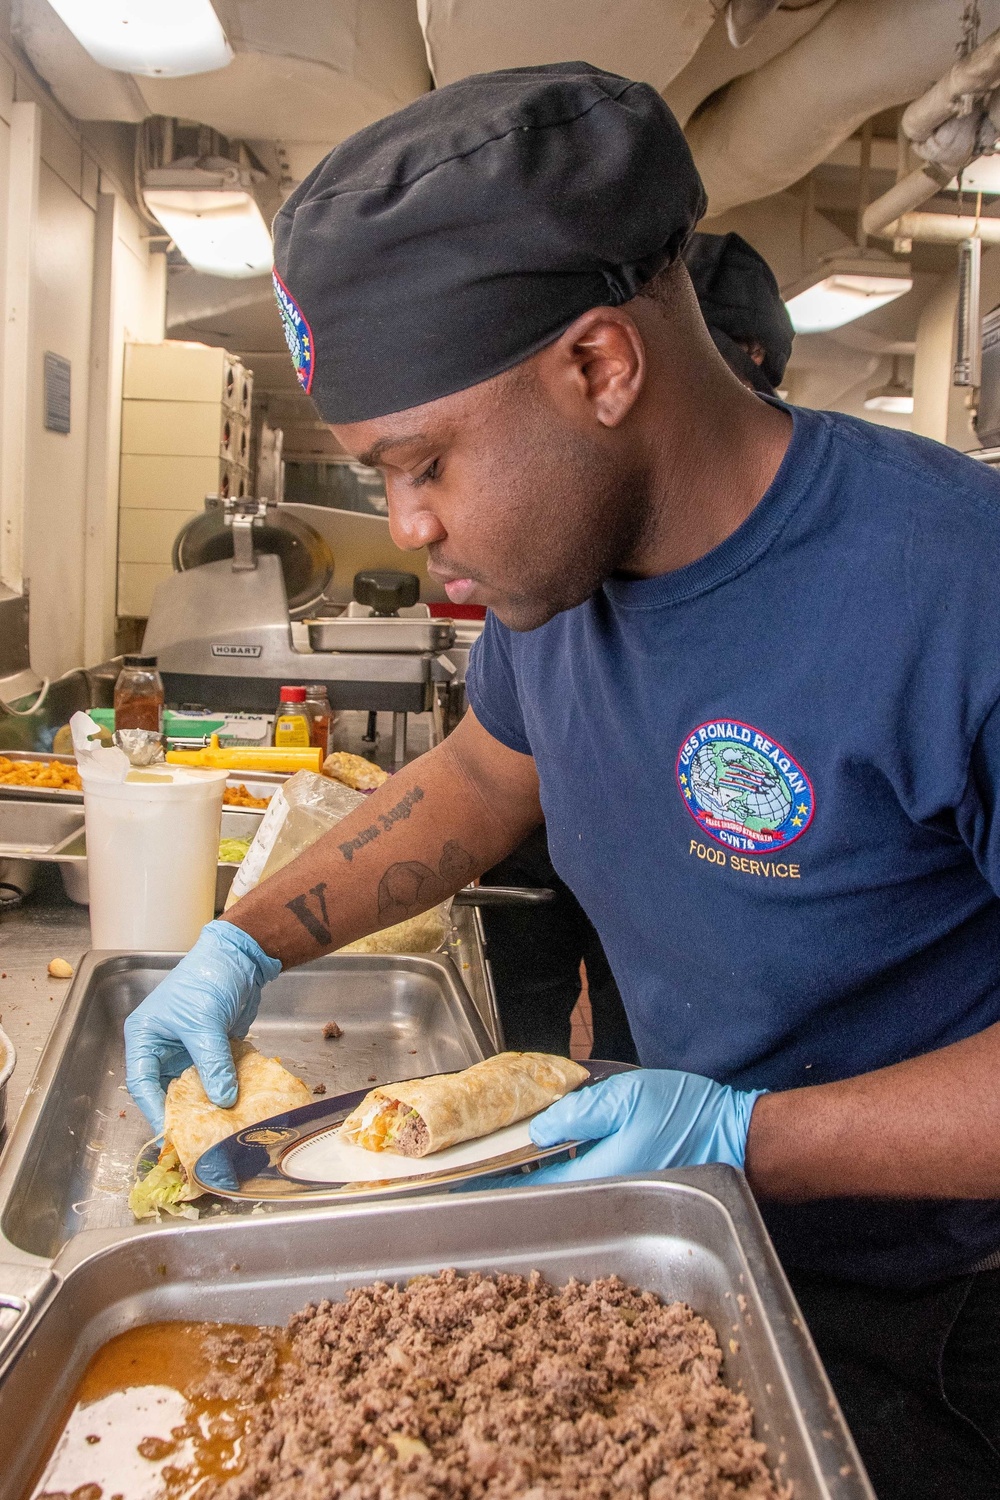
0, 946, 495, 1257
0, 1172, 872, 1500
0, 750, 285, 808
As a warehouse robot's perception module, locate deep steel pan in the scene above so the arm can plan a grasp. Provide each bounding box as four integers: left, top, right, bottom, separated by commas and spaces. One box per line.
0, 1170, 873, 1500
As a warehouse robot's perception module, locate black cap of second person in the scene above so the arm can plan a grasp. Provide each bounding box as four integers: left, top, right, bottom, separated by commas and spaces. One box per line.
683, 231, 794, 392
272, 62, 706, 424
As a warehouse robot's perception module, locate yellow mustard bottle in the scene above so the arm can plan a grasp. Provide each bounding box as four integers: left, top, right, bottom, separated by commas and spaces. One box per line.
273, 685, 312, 747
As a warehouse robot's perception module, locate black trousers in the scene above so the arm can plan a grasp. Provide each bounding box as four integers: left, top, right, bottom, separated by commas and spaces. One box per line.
479, 826, 638, 1064
787, 1265, 1000, 1499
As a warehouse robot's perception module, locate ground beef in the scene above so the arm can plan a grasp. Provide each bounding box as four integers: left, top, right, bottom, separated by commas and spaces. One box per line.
390, 1110, 430, 1157
199, 1270, 783, 1500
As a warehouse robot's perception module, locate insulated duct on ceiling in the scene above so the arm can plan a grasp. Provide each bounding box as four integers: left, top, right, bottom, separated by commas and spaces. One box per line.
417, 0, 718, 93
663, 0, 838, 128
687, 0, 1000, 216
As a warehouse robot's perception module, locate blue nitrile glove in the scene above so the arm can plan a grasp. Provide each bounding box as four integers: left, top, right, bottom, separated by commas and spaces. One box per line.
522, 1068, 767, 1185
124, 920, 281, 1135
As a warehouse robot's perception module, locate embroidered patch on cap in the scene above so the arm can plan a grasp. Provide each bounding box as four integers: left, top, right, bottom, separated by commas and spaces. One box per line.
676, 719, 814, 853
273, 270, 314, 393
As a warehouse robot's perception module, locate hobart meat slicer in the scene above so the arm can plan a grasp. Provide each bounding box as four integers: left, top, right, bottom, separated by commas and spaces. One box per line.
142, 495, 458, 764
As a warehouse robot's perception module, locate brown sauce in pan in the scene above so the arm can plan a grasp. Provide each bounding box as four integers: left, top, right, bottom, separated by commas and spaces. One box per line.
27, 1321, 285, 1500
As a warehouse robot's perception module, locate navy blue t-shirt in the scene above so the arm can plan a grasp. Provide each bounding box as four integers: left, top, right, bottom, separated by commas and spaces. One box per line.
466, 403, 1000, 1289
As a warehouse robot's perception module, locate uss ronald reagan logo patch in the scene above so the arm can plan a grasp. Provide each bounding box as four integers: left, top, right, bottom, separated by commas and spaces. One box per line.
273, 269, 314, 393
676, 719, 814, 853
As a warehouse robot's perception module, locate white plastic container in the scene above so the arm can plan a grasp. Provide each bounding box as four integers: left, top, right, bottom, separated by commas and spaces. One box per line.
81, 767, 228, 950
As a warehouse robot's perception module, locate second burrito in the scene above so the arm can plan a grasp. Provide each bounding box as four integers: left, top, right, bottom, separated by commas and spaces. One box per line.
339, 1051, 589, 1159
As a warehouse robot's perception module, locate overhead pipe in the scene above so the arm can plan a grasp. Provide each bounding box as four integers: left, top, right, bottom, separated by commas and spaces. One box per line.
862, 26, 1000, 240
902, 28, 1000, 142
861, 167, 954, 239
688, 0, 987, 218
880, 212, 1000, 245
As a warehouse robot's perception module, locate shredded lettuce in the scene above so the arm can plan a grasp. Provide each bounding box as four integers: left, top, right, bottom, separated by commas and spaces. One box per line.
219, 837, 253, 865
129, 1144, 200, 1221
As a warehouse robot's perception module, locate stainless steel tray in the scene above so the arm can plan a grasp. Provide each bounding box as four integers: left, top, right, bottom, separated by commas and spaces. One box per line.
51, 806, 265, 910
0, 1170, 873, 1500
0, 800, 85, 898
2, 806, 263, 910
0, 948, 492, 1262
0, 751, 83, 804
0, 751, 289, 806
307, 615, 456, 653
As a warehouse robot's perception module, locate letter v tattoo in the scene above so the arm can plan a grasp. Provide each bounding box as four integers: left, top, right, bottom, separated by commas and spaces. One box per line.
285, 882, 332, 946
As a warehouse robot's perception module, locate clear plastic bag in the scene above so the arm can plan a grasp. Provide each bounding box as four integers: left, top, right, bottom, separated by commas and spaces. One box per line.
225, 770, 450, 953
227, 771, 366, 906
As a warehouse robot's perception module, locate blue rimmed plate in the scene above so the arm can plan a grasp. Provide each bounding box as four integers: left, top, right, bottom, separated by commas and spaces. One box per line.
191, 1059, 633, 1203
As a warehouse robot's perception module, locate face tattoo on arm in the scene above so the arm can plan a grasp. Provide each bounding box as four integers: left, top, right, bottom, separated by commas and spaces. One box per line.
377, 841, 476, 926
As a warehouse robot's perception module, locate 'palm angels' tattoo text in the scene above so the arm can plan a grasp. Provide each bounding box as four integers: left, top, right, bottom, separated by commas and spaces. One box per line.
338, 785, 425, 862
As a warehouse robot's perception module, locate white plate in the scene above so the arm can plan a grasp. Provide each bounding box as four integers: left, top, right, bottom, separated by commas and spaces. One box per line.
191, 1060, 632, 1202
284, 1118, 535, 1184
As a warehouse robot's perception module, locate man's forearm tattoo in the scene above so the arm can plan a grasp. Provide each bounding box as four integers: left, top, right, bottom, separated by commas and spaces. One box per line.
338, 785, 425, 863
284, 882, 332, 945
282, 840, 475, 948
377, 841, 475, 926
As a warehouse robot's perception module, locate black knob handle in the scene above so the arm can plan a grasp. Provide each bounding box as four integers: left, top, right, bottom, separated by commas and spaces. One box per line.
353, 570, 420, 616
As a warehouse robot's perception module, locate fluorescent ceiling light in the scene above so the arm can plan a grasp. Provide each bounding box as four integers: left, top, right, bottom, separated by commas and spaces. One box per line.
786, 274, 913, 334
864, 357, 914, 414
45, 0, 233, 77
784, 256, 912, 335
145, 189, 272, 278
947, 155, 1000, 195
863, 389, 914, 414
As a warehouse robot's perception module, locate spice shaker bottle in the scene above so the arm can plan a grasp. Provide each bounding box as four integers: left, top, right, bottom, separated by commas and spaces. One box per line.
305, 685, 334, 757
114, 654, 164, 733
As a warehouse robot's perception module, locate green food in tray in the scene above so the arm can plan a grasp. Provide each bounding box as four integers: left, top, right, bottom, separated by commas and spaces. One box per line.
219, 836, 253, 865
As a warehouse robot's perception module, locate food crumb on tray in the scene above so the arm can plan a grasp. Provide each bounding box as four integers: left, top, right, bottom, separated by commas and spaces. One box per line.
312, 1082, 326, 1095
47, 957, 73, 979
322, 1020, 343, 1039
194, 1270, 785, 1500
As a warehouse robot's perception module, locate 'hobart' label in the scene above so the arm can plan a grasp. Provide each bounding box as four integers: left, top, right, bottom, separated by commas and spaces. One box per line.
211, 644, 262, 658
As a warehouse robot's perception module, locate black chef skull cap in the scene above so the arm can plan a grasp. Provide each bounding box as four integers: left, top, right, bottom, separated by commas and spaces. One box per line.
273, 62, 706, 424
683, 231, 794, 393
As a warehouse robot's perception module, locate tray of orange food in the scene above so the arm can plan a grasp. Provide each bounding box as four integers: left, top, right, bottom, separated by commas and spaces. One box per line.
0, 751, 282, 809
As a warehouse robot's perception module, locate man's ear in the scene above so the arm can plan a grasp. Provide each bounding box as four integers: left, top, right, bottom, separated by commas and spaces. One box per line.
535, 307, 646, 429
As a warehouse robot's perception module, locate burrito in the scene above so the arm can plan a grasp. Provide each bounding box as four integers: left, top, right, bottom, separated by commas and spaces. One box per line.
129, 1040, 312, 1218
339, 1051, 589, 1159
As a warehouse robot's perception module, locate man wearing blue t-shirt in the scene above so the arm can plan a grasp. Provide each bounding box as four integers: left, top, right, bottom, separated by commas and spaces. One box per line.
125, 67, 1000, 1496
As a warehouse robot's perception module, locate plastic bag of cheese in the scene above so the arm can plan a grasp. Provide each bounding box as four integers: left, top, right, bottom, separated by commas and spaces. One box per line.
225, 770, 450, 953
